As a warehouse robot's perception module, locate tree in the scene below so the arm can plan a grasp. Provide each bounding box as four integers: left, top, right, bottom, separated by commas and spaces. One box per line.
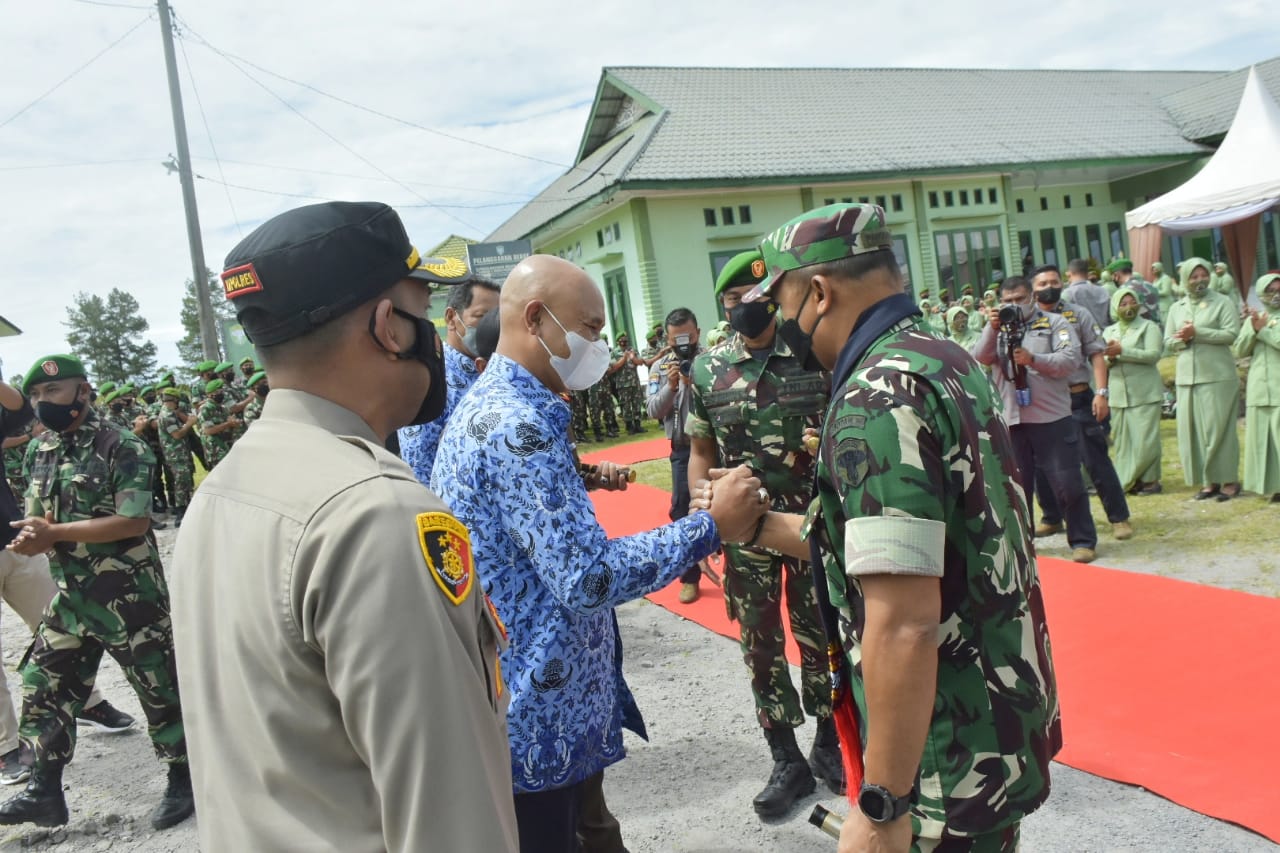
64, 288, 158, 383
176, 270, 236, 366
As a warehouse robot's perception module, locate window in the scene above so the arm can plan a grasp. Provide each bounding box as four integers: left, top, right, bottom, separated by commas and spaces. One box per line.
1040, 229, 1058, 267
738, 205, 752, 224
1019, 231, 1034, 273
928, 191, 939, 208
842, 197, 854, 204
1016, 199, 1025, 214
891, 194, 904, 212
1108, 221, 1125, 258
935, 228, 1004, 298
1085, 193, 1094, 207
988, 187, 998, 205
1263, 211, 1279, 270
944, 191, 955, 207
973, 189, 983, 204
892, 235, 915, 297
602, 268, 634, 347
959, 190, 969, 206
859, 196, 870, 204
596, 230, 604, 248
1085, 224, 1103, 263
720, 206, 735, 226
1040, 197, 1049, 211
1063, 226, 1081, 262
597, 222, 622, 247
875, 195, 887, 209
823, 198, 836, 206
703, 208, 717, 227
1063, 195, 1072, 209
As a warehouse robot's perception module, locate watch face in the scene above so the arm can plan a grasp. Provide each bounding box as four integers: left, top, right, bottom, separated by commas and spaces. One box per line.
858, 786, 889, 822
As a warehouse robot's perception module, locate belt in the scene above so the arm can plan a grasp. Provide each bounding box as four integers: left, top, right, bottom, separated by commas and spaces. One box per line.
1068, 383, 1091, 393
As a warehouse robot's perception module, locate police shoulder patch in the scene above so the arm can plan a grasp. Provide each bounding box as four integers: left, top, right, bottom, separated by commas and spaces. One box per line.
417, 511, 475, 605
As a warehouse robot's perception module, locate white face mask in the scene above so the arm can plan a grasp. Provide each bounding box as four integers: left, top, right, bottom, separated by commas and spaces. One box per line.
538, 306, 612, 390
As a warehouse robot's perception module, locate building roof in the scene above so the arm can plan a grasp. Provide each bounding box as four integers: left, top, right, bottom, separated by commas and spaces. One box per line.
1160, 56, 1280, 142
487, 64, 1244, 242
426, 233, 478, 262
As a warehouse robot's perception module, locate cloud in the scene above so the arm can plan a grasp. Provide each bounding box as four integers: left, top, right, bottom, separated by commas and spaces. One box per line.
1, 0, 1277, 380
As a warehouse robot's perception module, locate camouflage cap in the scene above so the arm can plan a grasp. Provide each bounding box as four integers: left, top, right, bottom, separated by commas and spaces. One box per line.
161, 387, 182, 400
247, 370, 267, 387
714, 249, 767, 296
744, 203, 893, 303
205, 378, 225, 394
23, 354, 87, 394
195, 360, 218, 373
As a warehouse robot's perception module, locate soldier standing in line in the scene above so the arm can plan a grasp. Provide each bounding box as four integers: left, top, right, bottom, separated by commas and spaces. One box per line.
242, 371, 269, 425
237, 357, 255, 384
1, 355, 192, 830
156, 388, 197, 525
1151, 261, 1178, 321
137, 385, 169, 517
687, 250, 842, 819
197, 378, 240, 471
570, 390, 592, 444
587, 340, 620, 441
189, 361, 216, 403
608, 332, 645, 435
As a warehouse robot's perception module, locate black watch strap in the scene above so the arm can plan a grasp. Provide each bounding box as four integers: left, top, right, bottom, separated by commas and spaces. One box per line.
857, 781, 914, 824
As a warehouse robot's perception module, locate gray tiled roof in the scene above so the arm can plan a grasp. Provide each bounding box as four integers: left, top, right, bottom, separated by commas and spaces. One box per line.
488, 65, 1226, 241
1159, 56, 1280, 142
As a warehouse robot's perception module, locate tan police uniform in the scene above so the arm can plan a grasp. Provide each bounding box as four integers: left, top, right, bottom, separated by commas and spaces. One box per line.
171, 389, 517, 852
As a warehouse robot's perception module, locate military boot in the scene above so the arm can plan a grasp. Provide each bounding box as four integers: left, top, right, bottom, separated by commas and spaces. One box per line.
753, 726, 815, 818
809, 716, 845, 794
0, 764, 68, 827
150, 762, 195, 830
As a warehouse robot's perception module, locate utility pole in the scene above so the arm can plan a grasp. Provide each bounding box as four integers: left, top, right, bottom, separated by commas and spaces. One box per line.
156, 0, 220, 361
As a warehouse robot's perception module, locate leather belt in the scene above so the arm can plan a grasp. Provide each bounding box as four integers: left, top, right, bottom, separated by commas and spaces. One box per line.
1068, 383, 1091, 393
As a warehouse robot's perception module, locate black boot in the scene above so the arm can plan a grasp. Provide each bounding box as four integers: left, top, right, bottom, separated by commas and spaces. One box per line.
0, 764, 68, 827
809, 716, 846, 795
753, 726, 815, 818
150, 762, 195, 830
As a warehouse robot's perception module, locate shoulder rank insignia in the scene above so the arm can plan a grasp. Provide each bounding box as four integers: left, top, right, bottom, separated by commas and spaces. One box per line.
417, 511, 475, 605
1030, 318, 1051, 330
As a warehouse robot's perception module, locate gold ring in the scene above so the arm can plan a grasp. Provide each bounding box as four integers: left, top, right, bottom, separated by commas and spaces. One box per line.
757, 488, 769, 504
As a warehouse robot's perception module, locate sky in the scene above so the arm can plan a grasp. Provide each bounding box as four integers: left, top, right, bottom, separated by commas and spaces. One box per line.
2, 0, 1278, 381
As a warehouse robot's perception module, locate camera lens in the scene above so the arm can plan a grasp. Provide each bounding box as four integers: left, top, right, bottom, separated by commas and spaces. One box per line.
998, 304, 1020, 325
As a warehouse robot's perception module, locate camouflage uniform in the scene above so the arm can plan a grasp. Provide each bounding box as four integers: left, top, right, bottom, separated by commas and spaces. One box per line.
20, 410, 185, 772
570, 390, 591, 443
609, 345, 645, 432
243, 393, 265, 425
687, 331, 830, 728
197, 394, 236, 470
586, 375, 618, 440
804, 320, 1061, 844
3, 425, 32, 499
156, 405, 195, 510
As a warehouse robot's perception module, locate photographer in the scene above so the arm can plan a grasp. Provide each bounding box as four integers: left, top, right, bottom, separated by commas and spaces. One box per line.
646, 307, 704, 603
972, 276, 1099, 563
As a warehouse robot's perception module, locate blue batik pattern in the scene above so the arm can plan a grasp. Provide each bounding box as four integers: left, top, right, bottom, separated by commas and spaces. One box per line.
432, 354, 720, 793
398, 343, 479, 484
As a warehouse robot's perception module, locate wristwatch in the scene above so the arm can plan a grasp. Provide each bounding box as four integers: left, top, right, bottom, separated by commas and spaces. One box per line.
857, 782, 914, 824
1096, 388, 1110, 398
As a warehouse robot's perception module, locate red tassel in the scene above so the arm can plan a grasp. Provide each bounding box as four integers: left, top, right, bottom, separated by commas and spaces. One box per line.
832, 685, 864, 804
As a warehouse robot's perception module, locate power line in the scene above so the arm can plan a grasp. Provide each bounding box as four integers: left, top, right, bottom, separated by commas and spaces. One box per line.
0, 11, 153, 131
176, 26, 242, 237
209, 157, 539, 198
0, 157, 156, 171
67, 0, 152, 8
173, 15, 580, 174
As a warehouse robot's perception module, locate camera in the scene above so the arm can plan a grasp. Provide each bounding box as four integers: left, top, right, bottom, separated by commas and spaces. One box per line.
673, 333, 696, 374
996, 304, 1032, 407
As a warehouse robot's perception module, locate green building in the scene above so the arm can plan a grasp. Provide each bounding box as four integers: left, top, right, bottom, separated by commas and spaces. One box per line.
487, 60, 1280, 343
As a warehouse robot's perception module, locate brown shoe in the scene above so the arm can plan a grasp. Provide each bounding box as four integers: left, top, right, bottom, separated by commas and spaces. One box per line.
1034, 522, 1064, 537
1072, 547, 1096, 563
677, 582, 699, 604
1112, 521, 1133, 541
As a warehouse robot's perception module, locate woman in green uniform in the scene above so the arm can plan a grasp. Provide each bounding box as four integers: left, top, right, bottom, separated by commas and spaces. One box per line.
1232, 273, 1280, 501
1102, 287, 1164, 494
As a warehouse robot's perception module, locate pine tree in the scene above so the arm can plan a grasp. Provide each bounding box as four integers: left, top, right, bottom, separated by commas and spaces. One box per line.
63, 289, 158, 383
177, 270, 236, 365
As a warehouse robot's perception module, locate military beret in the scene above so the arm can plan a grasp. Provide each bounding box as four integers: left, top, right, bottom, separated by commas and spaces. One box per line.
214, 361, 234, 373
157, 375, 175, 389
961, 284, 974, 296
918, 289, 931, 298
1106, 258, 1133, 274
161, 387, 182, 400
102, 390, 121, 405
220, 201, 469, 347
205, 378, 225, 394
97, 380, 117, 396
195, 360, 218, 373
715, 250, 767, 296
140, 385, 155, 396
239, 356, 255, 367
116, 383, 135, 397
746, 203, 892, 302
22, 354, 87, 395
247, 370, 267, 387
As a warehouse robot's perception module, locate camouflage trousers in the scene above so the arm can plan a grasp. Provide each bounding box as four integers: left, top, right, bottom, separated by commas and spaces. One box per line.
571, 392, 590, 441
165, 458, 194, 507
20, 590, 186, 771
722, 544, 829, 728
588, 382, 618, 436
913, 821, 1020, 853
613, 378, 645, 426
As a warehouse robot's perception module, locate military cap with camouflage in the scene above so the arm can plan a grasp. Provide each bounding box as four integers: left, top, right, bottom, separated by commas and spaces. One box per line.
744, 203, 893, 303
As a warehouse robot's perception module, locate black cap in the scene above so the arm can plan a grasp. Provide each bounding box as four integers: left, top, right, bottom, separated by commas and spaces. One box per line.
220, 201, 468, 346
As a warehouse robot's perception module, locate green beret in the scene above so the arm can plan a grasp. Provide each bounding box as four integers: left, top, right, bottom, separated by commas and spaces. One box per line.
140, 385, 155, 396
161, 387, 182, 400
205, 378, 225, 394
1106, 258, 1133, 274
102, 390, 120, 405
239, 356, 255, 367
116, 383, 135, 397
22, 354, 87, 395
195, 360, 218, 373
157, 376, 175, 389
961, 284, 974, 296
97, 380, 117, 396
715, 250, 767, 296
918, 289, 931, 298
214, 361, 234, 373
248, 371, 267, 387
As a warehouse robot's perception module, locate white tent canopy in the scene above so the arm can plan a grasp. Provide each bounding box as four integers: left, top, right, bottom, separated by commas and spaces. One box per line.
1128, 67, 1280, 231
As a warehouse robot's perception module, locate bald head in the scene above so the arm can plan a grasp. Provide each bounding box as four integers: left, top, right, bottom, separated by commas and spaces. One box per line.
497, 255, 607, 394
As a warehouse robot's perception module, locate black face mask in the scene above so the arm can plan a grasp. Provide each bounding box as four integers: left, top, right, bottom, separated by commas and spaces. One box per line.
110, 402, 125, 413
1035, 286, 1062, 306
370, 306, 447, 426
143, 394, 156, 404
36, 392, 87, 433
777, 290, 825, 372
211, 393, 226, 404
728, 300, 777, 338
255, 383, 269, 398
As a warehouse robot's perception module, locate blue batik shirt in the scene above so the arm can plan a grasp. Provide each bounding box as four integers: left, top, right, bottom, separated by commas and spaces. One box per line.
398, 343, 479, 484
432, 354, 720, 793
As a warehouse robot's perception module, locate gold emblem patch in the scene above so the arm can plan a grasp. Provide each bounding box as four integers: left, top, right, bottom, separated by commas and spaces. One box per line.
41, 360, 59, 376
751, 258, 767, 279
417, 512, 474, 605
221, 263, 264, 299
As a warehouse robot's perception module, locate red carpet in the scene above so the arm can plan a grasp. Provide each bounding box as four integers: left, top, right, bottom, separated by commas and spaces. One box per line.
590, 484, 1280, 844
579, 437, 669, 467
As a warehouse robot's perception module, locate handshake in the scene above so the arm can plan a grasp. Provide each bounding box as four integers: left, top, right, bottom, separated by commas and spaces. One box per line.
690, 466, 771, 543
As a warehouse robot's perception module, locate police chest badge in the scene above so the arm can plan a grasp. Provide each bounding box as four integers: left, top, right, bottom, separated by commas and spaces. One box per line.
417, 512, 474, 605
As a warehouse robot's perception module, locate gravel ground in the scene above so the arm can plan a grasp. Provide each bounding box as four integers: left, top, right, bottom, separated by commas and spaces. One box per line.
0, 523, 1273, 851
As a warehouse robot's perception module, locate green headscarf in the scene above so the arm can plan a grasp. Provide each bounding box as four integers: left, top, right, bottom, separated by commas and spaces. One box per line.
1111, 285, 1141, 329
1180, 257, 1212, 298
1257, 272, 1280, 308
